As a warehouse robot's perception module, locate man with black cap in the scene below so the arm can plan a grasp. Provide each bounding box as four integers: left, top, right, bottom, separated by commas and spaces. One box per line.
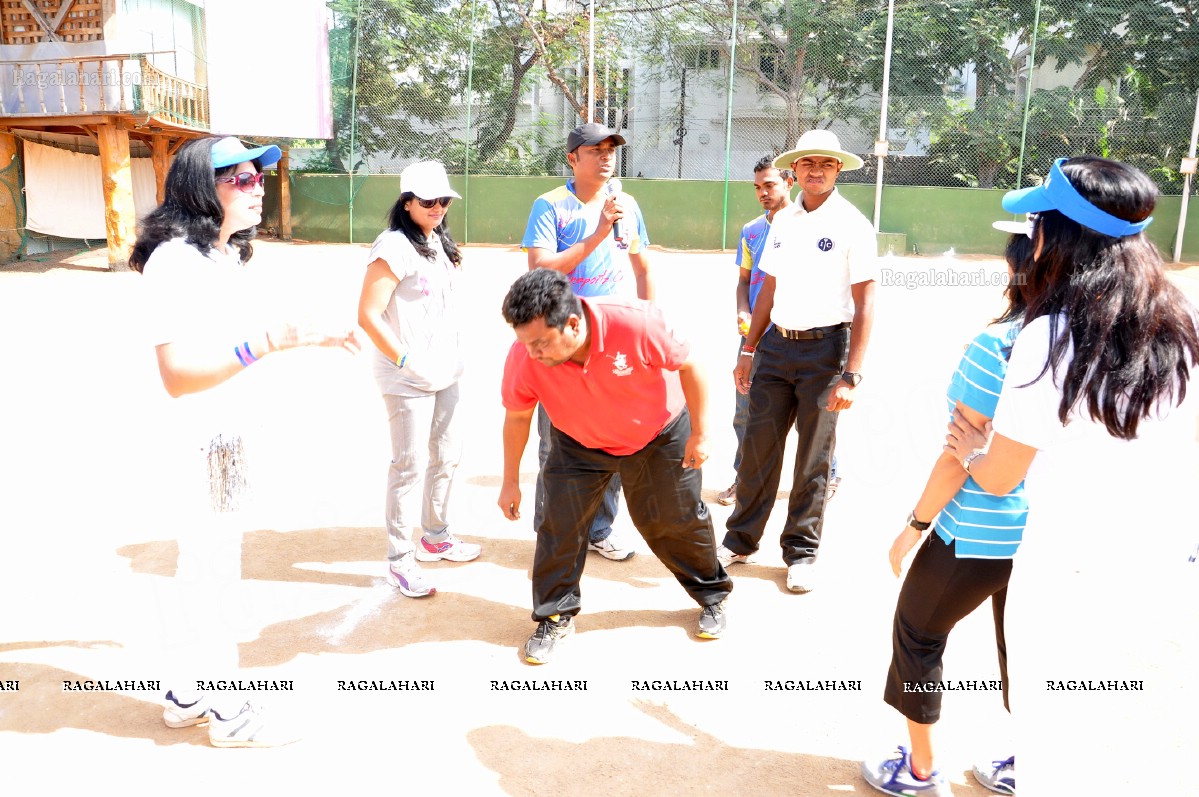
719, 129, 878, 594
519, 122, 654, 563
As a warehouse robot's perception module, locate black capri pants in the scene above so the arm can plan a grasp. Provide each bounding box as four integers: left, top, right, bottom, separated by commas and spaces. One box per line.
883, 532, 1012, 724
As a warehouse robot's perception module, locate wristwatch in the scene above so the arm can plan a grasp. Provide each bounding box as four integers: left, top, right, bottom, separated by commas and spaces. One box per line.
906, 511, 932, 532
841, 371, 862, 387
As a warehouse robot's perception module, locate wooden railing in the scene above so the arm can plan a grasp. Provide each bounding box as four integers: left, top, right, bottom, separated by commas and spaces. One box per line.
0, 53, 209, 130
138, 58, 209, 129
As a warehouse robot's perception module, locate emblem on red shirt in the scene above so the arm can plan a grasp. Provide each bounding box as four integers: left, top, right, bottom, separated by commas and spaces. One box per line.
611, 352, 633, 377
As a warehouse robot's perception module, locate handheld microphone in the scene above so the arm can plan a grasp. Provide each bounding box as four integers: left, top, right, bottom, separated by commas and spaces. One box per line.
607, 178, 625, 244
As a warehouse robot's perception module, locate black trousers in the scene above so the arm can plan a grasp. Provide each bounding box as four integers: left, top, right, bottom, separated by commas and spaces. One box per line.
723, 325, 847, 564
883, 533, 1012, 724
532, 408, 733, 621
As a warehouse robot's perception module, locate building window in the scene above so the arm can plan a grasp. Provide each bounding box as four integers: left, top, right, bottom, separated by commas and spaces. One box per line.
680, 45, 721, 70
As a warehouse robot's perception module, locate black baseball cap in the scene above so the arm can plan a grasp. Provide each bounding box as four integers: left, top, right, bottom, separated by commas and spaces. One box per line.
567, 122, 626, 153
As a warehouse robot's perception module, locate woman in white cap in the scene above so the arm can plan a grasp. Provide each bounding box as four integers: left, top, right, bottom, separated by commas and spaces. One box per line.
946, 156, 1199, 794
132, 136, 359, 747
357, 160, 480, 598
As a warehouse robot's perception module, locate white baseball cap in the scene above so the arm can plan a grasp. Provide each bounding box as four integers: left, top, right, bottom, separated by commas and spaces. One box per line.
400, 161, 461, 200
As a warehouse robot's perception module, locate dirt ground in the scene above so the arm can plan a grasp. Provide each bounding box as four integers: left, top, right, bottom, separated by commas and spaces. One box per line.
1, 240, 1196, 796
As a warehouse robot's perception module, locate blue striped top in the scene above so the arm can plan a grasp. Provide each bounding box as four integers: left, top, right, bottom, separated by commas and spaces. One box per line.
934, 321, 1028, 559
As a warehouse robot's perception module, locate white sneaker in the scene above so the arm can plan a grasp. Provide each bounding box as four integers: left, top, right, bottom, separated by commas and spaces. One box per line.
972, 755, 1016, 794
786, 560, 816, 593
414, 533, 482, 563
588, 530, 635, 561
826, 475, 843, 502
207, 701, 299, 748
716, 544, 754, 567
163, 690, 209, 728
387, 555, 436, 598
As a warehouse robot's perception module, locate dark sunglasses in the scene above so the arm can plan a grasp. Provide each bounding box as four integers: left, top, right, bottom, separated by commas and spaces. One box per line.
415, 197, 453, 208
217, 172, 266, 192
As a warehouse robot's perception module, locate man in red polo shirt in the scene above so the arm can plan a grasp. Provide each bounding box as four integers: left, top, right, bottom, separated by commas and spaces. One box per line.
498, 268, 732, 664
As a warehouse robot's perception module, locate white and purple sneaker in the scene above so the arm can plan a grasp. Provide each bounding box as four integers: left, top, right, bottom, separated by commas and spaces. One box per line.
414, 534, 481, 563
861, 745, 953, 796
973, 755, 1016, 794
387, 555, 436, 598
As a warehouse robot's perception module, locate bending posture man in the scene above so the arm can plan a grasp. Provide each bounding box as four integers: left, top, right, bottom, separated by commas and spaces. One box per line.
498, 268, 731, 664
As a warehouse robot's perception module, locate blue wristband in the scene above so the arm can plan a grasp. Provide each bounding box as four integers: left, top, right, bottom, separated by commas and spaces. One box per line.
240, 341, 258, 363
235, 347, 249, 367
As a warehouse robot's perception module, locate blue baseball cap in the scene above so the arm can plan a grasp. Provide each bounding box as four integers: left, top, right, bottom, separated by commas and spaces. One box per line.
211, 136, 281, 170
1001, 158, 1152, 238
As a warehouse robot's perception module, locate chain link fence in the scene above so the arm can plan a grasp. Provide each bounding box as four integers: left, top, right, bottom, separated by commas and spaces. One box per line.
305, 0, 1197, 198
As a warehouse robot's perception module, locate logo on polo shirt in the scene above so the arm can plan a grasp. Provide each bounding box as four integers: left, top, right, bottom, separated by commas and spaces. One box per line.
611, 352, 633, 377
817, 237, 835, 252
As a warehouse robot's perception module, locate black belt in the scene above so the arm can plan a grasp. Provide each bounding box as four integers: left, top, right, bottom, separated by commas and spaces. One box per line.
774, 322, 850, 340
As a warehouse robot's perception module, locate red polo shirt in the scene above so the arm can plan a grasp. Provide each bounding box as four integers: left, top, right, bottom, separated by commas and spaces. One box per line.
501, 297, 690, 455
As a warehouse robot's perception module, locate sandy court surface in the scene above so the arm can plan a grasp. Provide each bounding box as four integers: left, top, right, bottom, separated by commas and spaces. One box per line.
1, 240, 1196, 795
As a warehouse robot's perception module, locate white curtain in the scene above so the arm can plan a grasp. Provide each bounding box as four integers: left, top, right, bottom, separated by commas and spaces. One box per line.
24, 140, 158, 240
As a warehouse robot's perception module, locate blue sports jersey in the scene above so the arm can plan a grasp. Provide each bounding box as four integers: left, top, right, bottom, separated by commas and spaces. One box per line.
735, 214, 770, 311
935, 321, 1028, 558
521, 178, 650, 297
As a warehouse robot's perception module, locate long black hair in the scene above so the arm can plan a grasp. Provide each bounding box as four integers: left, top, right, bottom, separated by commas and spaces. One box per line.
130, 137, 260, 272
1020, 156, 1199, 439
387, 192, 462, 267
994, 232, 1032, 325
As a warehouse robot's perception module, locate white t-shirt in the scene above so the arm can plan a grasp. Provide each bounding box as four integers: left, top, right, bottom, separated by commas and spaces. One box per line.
141, 238, 277, 514
758, 189, 877, 330
141, 238, 270, 442
992, 313, 1199, 571
991, 313, 1199, 794
367, 229, 464, 396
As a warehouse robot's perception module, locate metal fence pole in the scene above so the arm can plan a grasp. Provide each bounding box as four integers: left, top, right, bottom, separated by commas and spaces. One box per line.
464, 0, 479, 244
346, 0, 364, 244
1014, 0, 1042, 192
720, 0, 738, 251
587, 0, 595, 123
1173, 88, 1199, 264
872, 0, 895, 233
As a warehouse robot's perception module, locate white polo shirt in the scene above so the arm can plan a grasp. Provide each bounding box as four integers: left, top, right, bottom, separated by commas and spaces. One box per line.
759, 189, 877, 330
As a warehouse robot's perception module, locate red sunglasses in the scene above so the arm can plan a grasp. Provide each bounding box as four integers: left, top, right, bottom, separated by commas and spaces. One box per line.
415, 197, 453, 208
217, 172, 266, 192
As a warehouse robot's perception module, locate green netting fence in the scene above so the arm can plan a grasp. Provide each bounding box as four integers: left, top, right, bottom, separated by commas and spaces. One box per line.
298, 0, 1198, 249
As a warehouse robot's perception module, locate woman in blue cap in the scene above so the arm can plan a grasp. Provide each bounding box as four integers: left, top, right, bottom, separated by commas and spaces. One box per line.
946, 156, 1199, 794
132, 136, 359, 747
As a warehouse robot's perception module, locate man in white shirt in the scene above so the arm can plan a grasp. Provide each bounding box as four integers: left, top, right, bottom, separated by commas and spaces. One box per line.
720, 129, 878, 594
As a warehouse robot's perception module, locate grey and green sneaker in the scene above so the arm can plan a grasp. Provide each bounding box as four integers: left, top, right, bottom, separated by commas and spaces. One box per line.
524, 615, 575, 664
696, 600, 727, 639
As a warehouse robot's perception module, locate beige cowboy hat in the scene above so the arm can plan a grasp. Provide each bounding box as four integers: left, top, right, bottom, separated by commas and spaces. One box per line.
774, 129, 864, 172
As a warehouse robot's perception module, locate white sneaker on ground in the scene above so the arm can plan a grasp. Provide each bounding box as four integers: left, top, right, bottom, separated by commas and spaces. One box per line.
163, 690, 209, 728
861, 745, 953, 796
786, 560, 816, 593
387, 554, 436, 598
588, 529, 635, 561
826, 475, 843, 502
414, 533, 482, 562
207, 701, 299, 748
716, 544, 754, 568
972, 755, 1016, 794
